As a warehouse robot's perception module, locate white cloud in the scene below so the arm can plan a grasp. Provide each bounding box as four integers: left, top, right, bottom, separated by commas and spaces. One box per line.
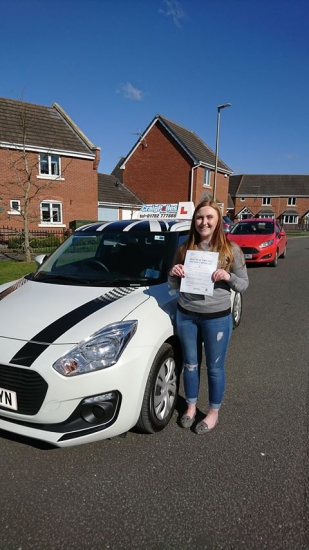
159, 0, 185, 27
116, 82, 143, 101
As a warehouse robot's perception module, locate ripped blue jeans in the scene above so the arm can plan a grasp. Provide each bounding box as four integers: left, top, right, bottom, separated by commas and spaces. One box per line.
176, 310, 233, 409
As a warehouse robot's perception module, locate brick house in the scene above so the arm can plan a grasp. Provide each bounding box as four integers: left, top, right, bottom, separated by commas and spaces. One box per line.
98, 166, 143, 221
0, 97, 100, 231
118, 115, 232, 213
229, 174, 309, 229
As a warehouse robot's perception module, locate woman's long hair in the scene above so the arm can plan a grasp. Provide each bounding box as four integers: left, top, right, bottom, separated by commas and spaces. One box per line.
176, 199, 234, 270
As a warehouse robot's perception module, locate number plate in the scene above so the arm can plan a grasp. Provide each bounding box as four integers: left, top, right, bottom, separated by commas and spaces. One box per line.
0, 387, 18, 410
244, 254, 252, 259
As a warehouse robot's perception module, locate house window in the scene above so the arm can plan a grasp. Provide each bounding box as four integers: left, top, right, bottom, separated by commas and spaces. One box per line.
240, 197, 245, 202
262, 197, 271, 205
283, 215, 298, 224
203, 168, 210, 187
8, 199, 21, 214
259, 213, 275, 219
40, 201, 62, 224
287, 197, 296, 206
39, 154, 60, 176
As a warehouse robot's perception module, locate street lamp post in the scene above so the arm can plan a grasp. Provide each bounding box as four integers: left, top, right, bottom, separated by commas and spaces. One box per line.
213, 103, 231, 202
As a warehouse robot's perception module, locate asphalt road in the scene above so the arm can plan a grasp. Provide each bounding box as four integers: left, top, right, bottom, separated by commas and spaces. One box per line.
1, 236, 309, 550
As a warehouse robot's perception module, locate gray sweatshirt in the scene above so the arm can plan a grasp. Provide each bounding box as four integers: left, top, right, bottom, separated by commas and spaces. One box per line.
168, 241, 249, 315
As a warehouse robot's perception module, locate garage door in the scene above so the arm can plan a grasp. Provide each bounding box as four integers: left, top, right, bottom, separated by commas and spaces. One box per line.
98, 207, 119, 221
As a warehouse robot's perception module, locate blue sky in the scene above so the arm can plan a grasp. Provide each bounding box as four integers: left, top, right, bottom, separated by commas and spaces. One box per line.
1, 0, 309, 176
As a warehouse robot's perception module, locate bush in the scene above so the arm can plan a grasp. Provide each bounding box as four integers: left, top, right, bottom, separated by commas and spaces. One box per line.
7, 237, 22, 250
7, 235, 61, 251
29, 236, 61, 248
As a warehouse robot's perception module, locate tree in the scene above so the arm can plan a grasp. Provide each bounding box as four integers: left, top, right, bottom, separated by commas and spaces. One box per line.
0, 100, 70, 262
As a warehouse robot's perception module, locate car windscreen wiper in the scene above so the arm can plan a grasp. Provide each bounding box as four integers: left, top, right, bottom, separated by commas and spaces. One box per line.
31, 272, 158, 287
97, 277, 151, 287
32, 272, 94, 285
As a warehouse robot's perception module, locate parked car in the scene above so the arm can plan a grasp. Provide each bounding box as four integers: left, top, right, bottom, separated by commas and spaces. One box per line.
222, 215, 234, 233
0, 203, 243, 448
227, 218, 287, 266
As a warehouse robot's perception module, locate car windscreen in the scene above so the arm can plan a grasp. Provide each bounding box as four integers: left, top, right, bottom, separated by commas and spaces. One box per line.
230, 221, 274, 235
30, 231, 178, 287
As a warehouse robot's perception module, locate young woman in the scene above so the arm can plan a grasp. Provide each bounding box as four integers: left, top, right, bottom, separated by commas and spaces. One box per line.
168, 199, 249, 434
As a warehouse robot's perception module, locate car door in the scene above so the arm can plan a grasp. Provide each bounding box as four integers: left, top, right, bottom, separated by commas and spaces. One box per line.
276, 221, 285, 255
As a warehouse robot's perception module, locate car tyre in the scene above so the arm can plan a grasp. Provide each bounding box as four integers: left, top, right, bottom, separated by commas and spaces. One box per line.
269, 250, 278, 267
136, 343, 178, 434
280, 246, 287, 259
232, 291, 242, 328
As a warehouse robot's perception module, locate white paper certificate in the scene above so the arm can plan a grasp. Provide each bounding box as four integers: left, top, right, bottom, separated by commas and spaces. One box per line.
180, 250, 219, 296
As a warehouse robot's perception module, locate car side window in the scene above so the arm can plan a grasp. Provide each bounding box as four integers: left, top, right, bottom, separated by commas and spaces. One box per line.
178, 233, 189, 247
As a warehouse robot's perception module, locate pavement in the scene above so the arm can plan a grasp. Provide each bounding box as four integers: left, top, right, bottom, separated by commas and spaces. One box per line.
0, 245, 36, 261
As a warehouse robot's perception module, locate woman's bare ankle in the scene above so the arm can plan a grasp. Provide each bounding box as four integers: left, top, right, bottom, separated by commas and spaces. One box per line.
203, 409, 219, 429
185, 404, 196, 418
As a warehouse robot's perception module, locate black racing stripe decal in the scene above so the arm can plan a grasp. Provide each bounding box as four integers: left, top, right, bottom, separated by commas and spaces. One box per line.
9, 287, 137, 368
10, 341, 50, 367
0, 278, 28, 301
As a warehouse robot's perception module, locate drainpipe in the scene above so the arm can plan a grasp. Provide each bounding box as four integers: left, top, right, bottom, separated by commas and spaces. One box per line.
190, 164, 200, 203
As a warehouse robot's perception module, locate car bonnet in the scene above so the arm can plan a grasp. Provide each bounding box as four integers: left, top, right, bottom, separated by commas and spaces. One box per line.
228, 233, 275, 245
0, 278, 149, 344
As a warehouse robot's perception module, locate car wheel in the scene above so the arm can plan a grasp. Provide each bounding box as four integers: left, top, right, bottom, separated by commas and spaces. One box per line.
280, 246, 287, 259
232, 291, 242, 328
136, 343, 178, 434
269, 250, 278, 267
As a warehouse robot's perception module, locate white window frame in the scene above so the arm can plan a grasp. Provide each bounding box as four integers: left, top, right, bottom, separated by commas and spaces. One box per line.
8, 199, 21, 215
38, 154, 64, 180
262, 197, 271, 205
39, 201, 65, 227
283, 214, 298, 224
203, 168, 211, 187
287, 197, 296, 206
237, 207, 253, 220
259, 213, 275, 219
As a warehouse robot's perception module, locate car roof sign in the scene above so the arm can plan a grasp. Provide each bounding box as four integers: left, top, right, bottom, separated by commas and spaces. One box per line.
136, 202, 194, 220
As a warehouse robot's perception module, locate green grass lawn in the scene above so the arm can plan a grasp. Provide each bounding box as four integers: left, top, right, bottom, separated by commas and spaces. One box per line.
0, 261, 37, 285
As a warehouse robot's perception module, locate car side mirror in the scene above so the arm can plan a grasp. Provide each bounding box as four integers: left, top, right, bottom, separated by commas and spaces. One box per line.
35, 254, 48, 266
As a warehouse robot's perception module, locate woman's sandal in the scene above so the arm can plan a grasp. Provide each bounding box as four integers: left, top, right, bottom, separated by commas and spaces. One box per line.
195, 419, 218, 435
179, 413, 196, 429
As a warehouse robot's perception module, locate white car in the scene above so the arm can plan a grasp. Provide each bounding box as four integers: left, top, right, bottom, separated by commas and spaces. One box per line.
0, 203, 242, 447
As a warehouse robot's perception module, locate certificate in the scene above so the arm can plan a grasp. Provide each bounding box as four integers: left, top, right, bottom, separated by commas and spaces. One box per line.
180, 250, 219, 296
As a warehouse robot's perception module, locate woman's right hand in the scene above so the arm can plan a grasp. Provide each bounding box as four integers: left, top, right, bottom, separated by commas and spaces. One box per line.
169, 264, 185, 278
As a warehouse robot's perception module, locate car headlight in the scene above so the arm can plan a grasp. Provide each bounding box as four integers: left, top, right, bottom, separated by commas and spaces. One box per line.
52, 320, 138, 376
259, 239, 274, 249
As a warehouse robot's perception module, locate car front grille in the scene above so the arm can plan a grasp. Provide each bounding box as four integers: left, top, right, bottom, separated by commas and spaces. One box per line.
241, 246, 259, 255
0, 364, 48, 415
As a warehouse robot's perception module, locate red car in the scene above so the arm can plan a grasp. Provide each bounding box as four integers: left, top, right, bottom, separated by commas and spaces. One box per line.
227, 218, 287, 267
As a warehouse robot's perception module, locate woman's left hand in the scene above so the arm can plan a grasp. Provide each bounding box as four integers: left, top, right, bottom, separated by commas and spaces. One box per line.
212, 269, 231, 282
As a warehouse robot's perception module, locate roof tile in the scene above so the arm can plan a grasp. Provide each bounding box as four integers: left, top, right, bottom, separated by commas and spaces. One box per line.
159, 115, 232, 172
98, 173, 143, 206
230, 174, 309, 196
0, 97, 96, 155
